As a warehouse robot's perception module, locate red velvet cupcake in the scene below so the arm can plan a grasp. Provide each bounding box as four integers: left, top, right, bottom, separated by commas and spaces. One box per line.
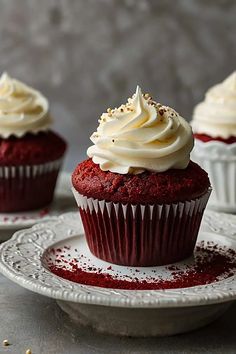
191, 72, 236, 212
72, 86, 211, 266
0, 72, 67, 212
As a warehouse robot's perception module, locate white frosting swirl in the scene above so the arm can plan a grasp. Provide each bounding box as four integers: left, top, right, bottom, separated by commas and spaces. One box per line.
0, 72, 52, 138
192, 71, 236, 138
87, 86, 194, 174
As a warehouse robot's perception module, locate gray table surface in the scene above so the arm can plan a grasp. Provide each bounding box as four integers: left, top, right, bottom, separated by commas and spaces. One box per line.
0, 274, 236, 354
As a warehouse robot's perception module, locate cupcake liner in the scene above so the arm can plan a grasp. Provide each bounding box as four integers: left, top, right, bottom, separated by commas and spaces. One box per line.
192, 139, 236, 213
0, 159, 62, 179
72, 187, 211, 267
0, 158, 63, 212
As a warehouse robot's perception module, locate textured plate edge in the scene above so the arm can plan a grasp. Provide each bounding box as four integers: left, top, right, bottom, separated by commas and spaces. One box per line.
0, 211, 236, 309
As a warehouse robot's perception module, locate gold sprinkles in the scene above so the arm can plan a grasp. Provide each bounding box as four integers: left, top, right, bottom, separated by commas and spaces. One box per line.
100, 88, 178, 122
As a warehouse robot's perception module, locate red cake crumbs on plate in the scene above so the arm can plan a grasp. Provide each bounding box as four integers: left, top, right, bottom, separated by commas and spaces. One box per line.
47, 242, 236, 290
72, 158, 210, 204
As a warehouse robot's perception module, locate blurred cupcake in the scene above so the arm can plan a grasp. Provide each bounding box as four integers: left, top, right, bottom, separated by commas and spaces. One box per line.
72, 86, 210, 266
191, 71, 236, 212
0, 72, 67, 212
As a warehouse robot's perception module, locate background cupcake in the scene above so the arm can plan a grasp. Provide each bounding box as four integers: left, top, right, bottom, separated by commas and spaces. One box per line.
72, 86, 210, 267
0, 72, 67, 212
191, 71, 236, 212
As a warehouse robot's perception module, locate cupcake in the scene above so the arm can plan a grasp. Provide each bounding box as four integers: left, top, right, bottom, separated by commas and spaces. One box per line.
191, 71, 236, 213
72, 86, 210, 266
0, 72, 67, 212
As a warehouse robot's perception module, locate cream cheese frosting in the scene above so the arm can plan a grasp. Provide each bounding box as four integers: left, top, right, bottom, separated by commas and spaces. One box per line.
87, 86, 194, 174
0, 72, 52, 138
192, 71, 236, 138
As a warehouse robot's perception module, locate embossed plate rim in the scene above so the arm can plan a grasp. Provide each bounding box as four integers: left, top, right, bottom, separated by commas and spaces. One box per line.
0, 210, 236, 308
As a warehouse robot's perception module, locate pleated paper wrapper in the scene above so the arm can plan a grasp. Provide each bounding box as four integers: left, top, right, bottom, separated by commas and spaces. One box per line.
73, 187, 211, 267
192, 139, 236, 213
0, 158, 63, 212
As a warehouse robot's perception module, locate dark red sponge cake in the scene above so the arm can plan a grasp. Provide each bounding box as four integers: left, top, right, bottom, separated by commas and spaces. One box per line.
0, 131, 66, 166
72, 158, 210, 205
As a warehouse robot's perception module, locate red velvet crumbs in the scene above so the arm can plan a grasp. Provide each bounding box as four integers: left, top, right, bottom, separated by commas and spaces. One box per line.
39, 208, 49, 217
48, 243, 236, 290
2, 208, 49, 223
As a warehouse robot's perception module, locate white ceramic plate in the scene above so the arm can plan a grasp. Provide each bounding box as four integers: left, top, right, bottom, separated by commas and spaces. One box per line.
0, 210, 236, 337
0, 172, 76, 241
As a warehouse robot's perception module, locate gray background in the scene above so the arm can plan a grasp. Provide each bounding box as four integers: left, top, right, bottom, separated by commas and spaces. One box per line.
0, 0, 235, 170
0, 1, 236, 353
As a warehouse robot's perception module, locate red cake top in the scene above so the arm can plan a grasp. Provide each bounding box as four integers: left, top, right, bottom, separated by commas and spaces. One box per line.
194, 133, 236, 144
72, 159, 210, 205
0, 130, 67, 166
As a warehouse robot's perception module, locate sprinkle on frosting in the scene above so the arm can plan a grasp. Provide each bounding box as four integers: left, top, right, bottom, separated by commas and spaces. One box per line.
0, 72, 52, 138
87, 86, 194, 174
192, 71, 236, 139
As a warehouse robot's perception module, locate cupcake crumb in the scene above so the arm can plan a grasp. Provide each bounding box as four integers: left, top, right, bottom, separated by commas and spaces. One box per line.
2, 339, 10, 346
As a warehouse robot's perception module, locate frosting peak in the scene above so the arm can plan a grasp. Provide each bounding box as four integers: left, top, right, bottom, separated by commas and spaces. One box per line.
222, 71, 236, 91
0, 72, 52, 138
87, 86, 194, 174
192, 71, 236, 138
